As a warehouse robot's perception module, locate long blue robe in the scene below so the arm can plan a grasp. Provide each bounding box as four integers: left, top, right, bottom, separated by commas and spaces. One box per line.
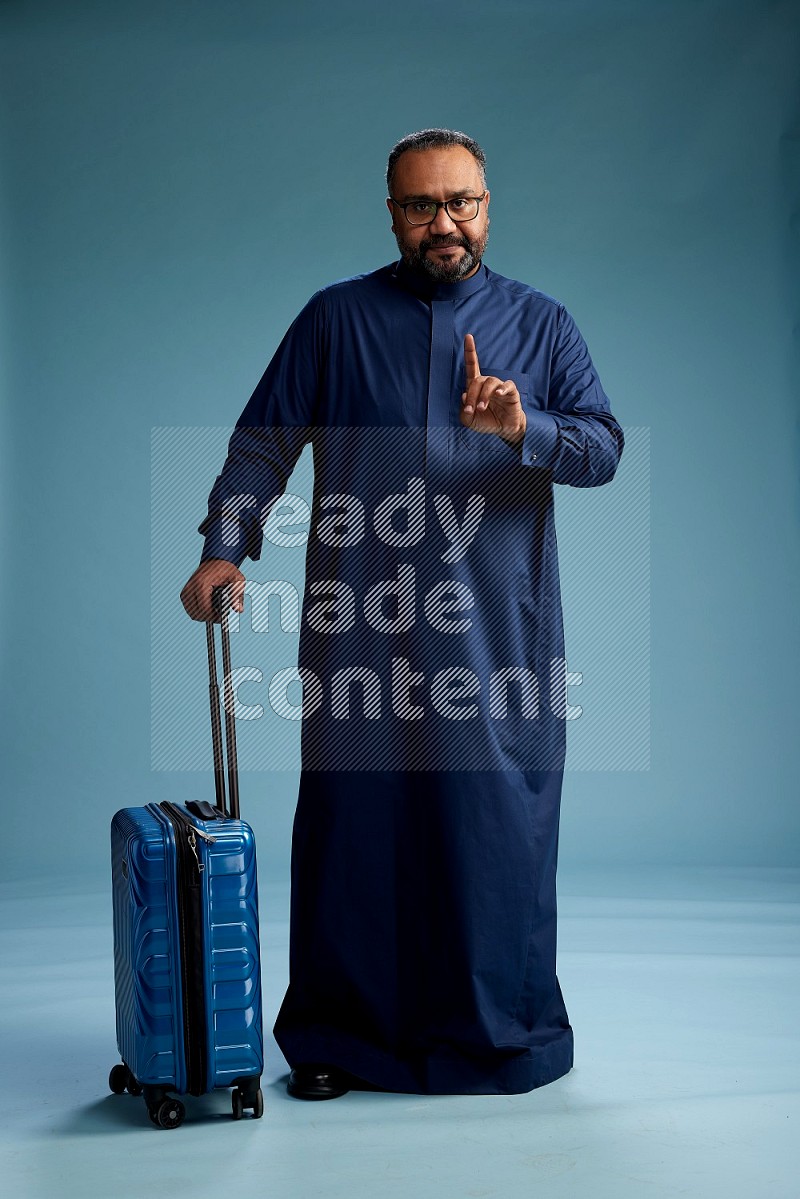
199, 258, 624, 1094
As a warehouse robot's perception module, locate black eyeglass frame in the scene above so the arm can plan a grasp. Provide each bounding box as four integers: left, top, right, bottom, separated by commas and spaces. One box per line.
389, 193, 487, 225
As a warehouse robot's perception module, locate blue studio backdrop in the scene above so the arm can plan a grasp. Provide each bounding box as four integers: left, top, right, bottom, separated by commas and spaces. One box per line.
1, 0, 798, 886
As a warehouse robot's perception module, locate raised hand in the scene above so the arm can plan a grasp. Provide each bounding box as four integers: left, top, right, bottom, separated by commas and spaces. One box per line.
461, 333, 526, 443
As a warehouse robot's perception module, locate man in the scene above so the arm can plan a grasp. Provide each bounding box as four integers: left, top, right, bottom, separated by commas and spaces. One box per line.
181, 128, 624, 1099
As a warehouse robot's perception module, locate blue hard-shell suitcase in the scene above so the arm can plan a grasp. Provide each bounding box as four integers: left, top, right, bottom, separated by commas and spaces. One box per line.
108, 590, 264, 1128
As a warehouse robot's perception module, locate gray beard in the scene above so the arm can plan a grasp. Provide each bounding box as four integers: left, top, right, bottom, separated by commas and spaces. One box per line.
394, 230, 488, 282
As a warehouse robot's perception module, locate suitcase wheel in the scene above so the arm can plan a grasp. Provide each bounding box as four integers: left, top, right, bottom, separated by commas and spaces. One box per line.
148, 1097, 186, 1130
109, 1064, 128, 1095
109, 1063, 143, 1097
231, 1086, 264, 1120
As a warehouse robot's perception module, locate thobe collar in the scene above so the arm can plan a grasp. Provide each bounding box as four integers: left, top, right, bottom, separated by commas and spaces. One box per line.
391, 257, 489, 302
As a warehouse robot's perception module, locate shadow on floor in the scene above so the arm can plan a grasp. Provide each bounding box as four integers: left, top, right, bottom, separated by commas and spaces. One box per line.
57, 1089, 267, 1135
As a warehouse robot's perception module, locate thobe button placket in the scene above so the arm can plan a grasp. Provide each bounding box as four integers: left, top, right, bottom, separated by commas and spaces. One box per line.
425, 299, 455, 479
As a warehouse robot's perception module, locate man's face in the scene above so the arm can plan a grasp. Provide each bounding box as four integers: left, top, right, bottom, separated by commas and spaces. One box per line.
387, 146, 490, 282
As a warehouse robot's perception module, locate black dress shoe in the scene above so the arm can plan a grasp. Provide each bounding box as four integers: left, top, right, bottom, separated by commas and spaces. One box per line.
287, 1063, 351, 1100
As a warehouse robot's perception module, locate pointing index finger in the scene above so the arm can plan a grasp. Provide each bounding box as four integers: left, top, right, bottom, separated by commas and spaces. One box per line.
464, 333, 481, 383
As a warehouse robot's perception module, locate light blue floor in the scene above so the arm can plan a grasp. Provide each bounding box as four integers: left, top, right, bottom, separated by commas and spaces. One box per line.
1, 866, 797, 1199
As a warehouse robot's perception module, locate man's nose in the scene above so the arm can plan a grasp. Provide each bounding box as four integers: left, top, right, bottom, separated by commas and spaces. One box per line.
429, 204, 458, 235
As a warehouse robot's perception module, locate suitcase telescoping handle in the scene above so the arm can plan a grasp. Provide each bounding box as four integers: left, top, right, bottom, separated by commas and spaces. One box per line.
205, 584, 241, 820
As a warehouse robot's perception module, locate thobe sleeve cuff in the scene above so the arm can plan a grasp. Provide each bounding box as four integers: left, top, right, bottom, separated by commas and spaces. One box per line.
199, 532, 248, 568
518, 408, 559, 469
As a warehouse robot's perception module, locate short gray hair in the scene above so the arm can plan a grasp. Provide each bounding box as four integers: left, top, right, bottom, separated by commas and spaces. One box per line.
386, 128, 487, 195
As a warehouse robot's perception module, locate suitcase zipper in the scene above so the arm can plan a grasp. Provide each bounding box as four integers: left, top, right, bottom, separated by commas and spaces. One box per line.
161, 803, 212, 1097
188, 826, 217, 875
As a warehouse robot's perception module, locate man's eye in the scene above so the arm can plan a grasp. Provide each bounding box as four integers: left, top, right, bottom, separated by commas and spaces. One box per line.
450, 198, 468, 210
412, 203, 434, 214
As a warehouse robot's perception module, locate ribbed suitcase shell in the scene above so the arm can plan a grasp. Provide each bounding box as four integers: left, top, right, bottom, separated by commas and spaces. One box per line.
111, 802, 263, 1095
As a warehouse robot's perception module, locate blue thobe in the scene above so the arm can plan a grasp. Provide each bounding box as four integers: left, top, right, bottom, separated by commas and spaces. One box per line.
199, 258, 624, 1094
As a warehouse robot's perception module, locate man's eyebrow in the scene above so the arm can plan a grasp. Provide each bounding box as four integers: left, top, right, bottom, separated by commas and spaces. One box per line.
400, 189, 479, 202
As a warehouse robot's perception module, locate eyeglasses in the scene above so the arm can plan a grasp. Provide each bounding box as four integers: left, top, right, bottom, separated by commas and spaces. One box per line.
390, 193, 487, 226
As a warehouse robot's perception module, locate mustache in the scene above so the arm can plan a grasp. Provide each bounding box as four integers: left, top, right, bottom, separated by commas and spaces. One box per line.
421, 235, 469, 250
